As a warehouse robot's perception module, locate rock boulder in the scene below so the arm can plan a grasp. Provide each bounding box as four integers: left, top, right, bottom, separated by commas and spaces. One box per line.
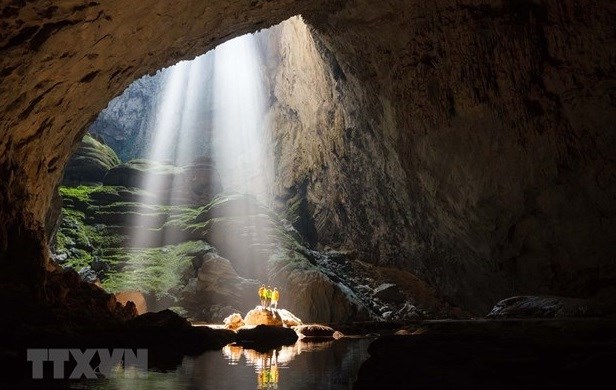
244, 306, 284, 326
223, 313, 245, 330
373, 283, 405, 303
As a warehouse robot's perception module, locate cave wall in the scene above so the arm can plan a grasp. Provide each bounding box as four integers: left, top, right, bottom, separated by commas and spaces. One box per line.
303, 0, 616, 310
1, 0, 615, 312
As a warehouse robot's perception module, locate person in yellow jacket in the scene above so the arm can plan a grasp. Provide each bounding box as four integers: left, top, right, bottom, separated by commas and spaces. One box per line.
265, 286, 273, 308
258, 284, 266, 307
271, 287, 280, 310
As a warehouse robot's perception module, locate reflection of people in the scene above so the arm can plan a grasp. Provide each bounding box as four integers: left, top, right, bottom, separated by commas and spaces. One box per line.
266, 286, 272, 308
271, 287, 279, 310
258, 284, 266, 307
255, 350, 279, 389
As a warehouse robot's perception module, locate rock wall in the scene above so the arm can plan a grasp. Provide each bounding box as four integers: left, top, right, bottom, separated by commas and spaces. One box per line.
1, 1, 614, 313
303, 1, 616, 311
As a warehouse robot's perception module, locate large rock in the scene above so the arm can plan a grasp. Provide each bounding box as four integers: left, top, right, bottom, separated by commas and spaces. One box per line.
487, 296, 591, 319
236, 324, 298, 346
223, 313, 245, 330
373, 283, 405, 303
278, 309, 303, 327
181, 253, 260, 320
244, 306, 284, 326
63, 134, 121, 185
293, 324, 338, 338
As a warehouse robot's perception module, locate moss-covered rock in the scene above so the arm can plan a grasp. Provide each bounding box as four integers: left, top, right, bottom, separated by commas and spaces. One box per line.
63, 134, 121, 185
103, 158, 223, 206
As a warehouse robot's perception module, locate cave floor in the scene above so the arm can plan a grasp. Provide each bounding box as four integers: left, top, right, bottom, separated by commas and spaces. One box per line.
2, 293, 614, 389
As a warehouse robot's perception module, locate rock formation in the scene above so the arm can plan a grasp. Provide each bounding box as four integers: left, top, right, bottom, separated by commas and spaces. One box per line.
62, 134, 120, 185
244, 307, 284, 327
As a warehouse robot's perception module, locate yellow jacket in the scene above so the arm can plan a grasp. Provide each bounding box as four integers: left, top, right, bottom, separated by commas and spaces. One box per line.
258, 286, 266, 298
272, 290, 280, 302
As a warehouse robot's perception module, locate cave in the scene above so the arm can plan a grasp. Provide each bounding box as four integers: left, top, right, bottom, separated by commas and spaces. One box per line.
1, 1, 615, 388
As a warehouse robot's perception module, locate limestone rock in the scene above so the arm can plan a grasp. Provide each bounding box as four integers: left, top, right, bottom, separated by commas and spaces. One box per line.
293, 324, 337, 338
63, 134, 121, 186
244, 306, 283, 327
373, 283, 405, 303
277, 309, 303, 327
236, 324, 298, 346
223, 313, 245, 330
487, 296, 591, 319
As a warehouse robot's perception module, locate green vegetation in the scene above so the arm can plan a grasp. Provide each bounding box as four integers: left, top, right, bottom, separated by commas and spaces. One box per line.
101, 240, 211, 298
55, 181, 310, 311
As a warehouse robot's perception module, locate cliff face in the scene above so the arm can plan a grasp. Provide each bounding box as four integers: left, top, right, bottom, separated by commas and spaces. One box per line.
1, 1, 614, 313
304, 1, 616, 310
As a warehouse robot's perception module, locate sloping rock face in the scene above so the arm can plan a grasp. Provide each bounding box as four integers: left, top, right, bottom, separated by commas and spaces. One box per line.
0, 1, 614, 314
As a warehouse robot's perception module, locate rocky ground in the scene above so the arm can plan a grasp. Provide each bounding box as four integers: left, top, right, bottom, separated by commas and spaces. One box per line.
52, 134, 454, 325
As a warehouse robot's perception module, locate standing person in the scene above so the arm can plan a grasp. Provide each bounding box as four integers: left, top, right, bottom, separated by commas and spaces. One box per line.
272, 287, 279, 310
258, 284, 266, 307
266, 286, 273, 309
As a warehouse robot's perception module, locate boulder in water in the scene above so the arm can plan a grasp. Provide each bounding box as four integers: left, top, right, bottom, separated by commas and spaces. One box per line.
237, 324, 298, 346
224, 313, 245, 330
244, 306, 283, 326
293, 324, 340, 338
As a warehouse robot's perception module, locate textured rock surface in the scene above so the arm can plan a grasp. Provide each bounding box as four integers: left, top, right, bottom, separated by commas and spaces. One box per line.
486, 295, 600, 319
244, 306, 284, 327
293, 324, 337, 338
278, 308, 303, 327
103, 158, 223, 206
223, 312, 245, 330
0, 1, 614, 314
62, 134, 120, 185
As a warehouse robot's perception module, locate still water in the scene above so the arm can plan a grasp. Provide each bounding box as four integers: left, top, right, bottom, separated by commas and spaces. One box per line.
70, 338, 373, 390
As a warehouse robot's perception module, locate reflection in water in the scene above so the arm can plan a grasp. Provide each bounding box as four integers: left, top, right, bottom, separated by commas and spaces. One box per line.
221, 342, 335, 389
70, 338, 373, 390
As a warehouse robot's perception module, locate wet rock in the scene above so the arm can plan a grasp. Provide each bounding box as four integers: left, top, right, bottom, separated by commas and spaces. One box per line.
373, 283, 405, 303
236, 324, 298, 346
277, 308, 303, 327
244, 306, 283, 326
126, 309, 191, 330
487, 296, 591, 319
223, 313, 245, 330
293, 324, 338, 338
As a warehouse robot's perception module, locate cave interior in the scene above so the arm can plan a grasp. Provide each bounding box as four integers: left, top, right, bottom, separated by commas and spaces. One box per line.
0, 0, 615, 387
